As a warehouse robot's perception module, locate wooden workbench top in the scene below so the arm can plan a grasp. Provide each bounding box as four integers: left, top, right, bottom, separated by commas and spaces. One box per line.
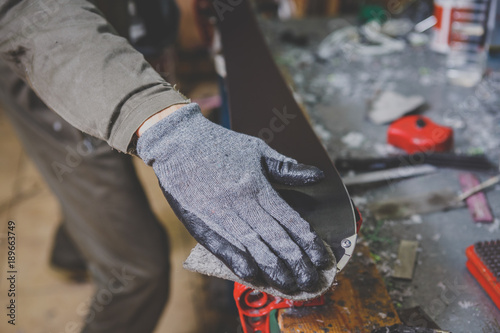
278, 244, 401, 332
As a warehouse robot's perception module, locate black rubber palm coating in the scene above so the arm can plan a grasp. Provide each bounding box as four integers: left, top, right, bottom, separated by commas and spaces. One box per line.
137, 103, 331, 292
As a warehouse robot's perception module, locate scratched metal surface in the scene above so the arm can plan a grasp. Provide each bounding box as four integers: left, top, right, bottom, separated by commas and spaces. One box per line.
260, 17, 500, 333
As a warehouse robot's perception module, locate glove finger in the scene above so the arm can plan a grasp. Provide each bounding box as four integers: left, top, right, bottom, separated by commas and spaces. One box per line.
225, 213, 299, 293
238, 202, 320, 291
258, 188, 332, 269
163, 186, 297, 291
162, 188, 259, 281
261, 146, 324, 186
264, 158, 325, 186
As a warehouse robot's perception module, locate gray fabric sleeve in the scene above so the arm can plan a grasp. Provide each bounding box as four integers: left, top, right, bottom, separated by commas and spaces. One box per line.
0, 0, 189, 153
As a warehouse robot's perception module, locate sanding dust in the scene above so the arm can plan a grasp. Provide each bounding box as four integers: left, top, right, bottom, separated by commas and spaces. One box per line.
352, 196, 368, 206
487, 219, 500, 233
313, 123, 332, 143
341, 132, 365, 148
458, 300, 476, 309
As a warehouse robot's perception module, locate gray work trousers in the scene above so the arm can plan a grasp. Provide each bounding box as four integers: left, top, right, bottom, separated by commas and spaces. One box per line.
0, 61, 171, 333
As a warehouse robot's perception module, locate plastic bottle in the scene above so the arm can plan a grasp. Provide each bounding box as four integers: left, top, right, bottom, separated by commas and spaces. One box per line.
446, 0, 497, 87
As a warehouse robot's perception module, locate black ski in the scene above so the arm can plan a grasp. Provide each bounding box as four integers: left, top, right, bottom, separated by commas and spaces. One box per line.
217, 0, 358, 271
184, 1, 359, 299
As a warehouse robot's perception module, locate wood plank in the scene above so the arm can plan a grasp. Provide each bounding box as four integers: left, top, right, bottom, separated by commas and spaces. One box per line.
392, 240, 419, 280
277, 244, 401, 332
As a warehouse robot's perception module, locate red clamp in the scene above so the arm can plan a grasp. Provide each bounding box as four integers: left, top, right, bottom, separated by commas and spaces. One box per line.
234, 282, 325, 333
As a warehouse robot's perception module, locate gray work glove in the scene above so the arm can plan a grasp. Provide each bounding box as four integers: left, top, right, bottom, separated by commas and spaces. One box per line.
137, 103, 330, 292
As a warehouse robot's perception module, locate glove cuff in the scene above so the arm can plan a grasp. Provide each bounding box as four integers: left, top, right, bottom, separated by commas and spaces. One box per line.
137, 103, 204, 165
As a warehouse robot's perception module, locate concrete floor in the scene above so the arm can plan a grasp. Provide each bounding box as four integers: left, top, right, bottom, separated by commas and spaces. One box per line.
0, 81, 236, 333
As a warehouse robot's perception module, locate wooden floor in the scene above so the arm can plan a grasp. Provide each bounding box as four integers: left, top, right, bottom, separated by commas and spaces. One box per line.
0, 81, 238, 333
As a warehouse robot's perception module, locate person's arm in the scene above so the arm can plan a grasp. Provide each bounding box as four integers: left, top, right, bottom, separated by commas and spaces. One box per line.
136, 104, 185, 137
0, 0, 332, 293
0, 0, 188, 152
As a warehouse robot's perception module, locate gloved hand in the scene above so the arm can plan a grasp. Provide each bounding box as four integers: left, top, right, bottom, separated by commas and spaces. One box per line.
137, 103, 330, 292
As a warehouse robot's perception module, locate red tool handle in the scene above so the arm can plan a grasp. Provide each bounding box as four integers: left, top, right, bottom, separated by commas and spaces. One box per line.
233, 282, 325, 333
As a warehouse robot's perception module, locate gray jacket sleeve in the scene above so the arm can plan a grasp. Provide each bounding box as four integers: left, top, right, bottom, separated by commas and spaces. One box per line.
0, 0, 189, 153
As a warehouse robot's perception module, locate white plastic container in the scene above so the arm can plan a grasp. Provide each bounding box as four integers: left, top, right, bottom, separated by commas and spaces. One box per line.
446, 0, 498, 86
431, 0, 455, 53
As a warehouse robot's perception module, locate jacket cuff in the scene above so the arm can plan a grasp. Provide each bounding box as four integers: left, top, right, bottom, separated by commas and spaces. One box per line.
109, 90, 189, 153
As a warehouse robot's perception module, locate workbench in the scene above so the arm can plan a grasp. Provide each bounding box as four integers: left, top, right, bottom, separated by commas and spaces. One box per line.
257, 17, 500, 332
